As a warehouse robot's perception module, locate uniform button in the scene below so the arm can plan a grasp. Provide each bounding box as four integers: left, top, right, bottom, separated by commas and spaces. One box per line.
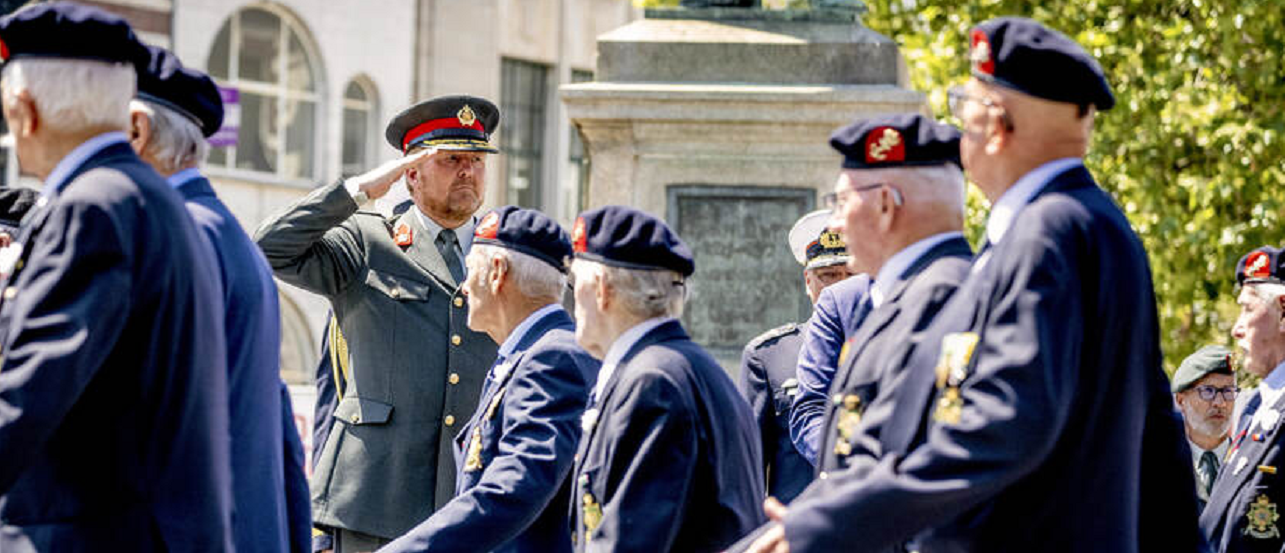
451, 335, 462, 346
3, 287, 15, 300
449, 373, 460, 385
350, 414, 360, 424
454, 297, 464, 307
445, 415, 456, 426
819, 471, 829, 480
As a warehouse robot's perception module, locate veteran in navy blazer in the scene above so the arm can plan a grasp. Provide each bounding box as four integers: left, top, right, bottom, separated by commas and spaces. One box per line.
566, 206, 764, 552
748, 18, 1204, 553
380, 206, 598, 553
128, 45, 310, 553
0, 4, 233, 551
1201, 246, 1285, 552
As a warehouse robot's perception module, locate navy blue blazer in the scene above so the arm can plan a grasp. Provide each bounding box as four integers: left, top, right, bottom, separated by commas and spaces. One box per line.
569, 320, 765, 553
781, 165, 1206, 552
380, 307, 598, 553
178, 174, 306, 553
790, 274, 872, 465
739, 322, 813, 502
0, 142, 233, 551
1201, 388, 1285, 552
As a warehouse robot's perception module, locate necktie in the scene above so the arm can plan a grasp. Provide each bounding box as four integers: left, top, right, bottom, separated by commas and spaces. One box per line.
1198, 450, 1219, 496
435, 229, 465, 284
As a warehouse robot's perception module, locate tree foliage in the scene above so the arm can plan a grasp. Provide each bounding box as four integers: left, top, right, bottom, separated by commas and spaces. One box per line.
858, 0, 1285, 373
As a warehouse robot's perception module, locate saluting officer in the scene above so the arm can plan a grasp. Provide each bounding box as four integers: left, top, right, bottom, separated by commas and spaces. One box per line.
749, 18, 1204, 552
740, 209, 853, 503
1201, 246, 1285, 552
0, 3, 233, 549
129, 43, 311, 553
256, 95, 501, 552
380, 206, 599, 553
567, 206, 765, 552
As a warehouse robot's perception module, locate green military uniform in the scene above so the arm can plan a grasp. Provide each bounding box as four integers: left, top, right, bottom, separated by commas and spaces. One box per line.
256, 178, 497, 542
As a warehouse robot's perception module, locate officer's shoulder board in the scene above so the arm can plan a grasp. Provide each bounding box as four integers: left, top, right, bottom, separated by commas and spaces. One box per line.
747, 322, 801, 351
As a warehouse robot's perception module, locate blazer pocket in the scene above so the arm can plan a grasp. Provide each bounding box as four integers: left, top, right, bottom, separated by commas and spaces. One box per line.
333, 396, 394, 426
364, 268, 433, 301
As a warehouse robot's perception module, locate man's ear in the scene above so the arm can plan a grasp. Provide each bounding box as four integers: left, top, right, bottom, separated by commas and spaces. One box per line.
488, 255, 506, 295
595, 272, 610, 312
7, 90, 38, 138
983, 108, 1010, 156
1173, 392, 1186, 410
128, 109, 151, 154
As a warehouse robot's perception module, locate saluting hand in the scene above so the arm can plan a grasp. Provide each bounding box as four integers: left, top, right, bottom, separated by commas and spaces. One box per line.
747, 497, 791, 553
346, 147, 435, 201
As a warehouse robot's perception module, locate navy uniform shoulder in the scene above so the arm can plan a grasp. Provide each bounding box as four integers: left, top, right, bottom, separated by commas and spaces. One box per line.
746, 322, 802, 352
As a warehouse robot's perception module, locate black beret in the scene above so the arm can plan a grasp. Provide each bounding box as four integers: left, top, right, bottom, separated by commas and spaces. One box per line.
830, 113, 961, 170
136, 45, 224, 138
1237, 246, 1285, 286
473, 206, 572, 273
1172, 345, 1234, 393
385, 95, 500, 154
572, 206, 695, 278
0, 2, 147, 66
969, 17, 1115, 111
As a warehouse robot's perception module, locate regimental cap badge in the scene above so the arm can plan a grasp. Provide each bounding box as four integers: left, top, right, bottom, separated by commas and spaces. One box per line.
457, 104, 477, 128
572, 217, 587, 253
819, 230, 844, 249
864, 126, 906, 164
475, 211, 500, 240
1246, 494, 1282, 539
970, 29, 995, 76
1246, 251, 1272, 280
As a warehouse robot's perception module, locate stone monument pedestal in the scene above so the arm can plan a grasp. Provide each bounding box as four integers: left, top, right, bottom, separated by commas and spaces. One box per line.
561, 6, 925, 365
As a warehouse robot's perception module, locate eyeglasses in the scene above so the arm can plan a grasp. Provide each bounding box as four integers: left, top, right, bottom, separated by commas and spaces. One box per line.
822, 182, 888, 211
1192, 385, 1238, 402
947, 85, 1015, 132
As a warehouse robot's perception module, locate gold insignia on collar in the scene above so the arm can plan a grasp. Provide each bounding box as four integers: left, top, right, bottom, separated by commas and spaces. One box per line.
457, 105, 477, 127
1245, 494, 1281, 539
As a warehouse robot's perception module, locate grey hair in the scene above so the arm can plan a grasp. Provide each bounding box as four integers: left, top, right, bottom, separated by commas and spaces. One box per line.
472, 244, 564, 303
902, 163, 966, 215
131, 99, 209, 173
598, 263, 687, 320
1, 58, 134, 133
1249, 282, 1285, 307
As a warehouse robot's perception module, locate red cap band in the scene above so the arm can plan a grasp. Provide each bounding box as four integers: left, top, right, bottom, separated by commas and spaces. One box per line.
401, 116, 486, 152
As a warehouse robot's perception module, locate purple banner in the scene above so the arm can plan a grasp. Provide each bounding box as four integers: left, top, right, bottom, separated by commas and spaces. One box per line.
209, 85, 240, 148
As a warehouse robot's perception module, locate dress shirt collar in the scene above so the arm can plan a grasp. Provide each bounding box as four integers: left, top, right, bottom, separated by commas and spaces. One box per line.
415, 209, 475, 255
870, 231, 964, 308
43, 131, 129, 197
984, 157, 1083, 246
166, 167, 203, 189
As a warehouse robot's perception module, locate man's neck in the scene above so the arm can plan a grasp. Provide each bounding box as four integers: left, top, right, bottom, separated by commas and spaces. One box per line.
1187, 426, 1228, 451
489, 297, 551, 345
980, 150, 1083, 204
31, 125, 123, 180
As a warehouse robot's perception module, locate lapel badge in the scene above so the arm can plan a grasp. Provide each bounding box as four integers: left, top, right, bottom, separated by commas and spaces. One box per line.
463, 426, 485, 472
1235, 456, 1250, 476
1262, 409, 1281, 431
582, 492, 603, 533
394, 223, 414, 247
1245, 494, 1282, 539
1261, 465, 1279, 475
935, 332, 980, 389
864, 127, 905, 164
833, 394, 864, 457
457, 104, 478, 127
838, 339, 852, 366
581, 407, 600, 433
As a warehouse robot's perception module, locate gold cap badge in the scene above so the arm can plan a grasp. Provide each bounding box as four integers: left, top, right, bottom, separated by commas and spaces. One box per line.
457, 105, 477, 127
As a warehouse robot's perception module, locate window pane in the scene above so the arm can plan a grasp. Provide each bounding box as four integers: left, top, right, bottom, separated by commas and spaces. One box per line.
235, 92, 277, 173
208, 145, 228, 166
342, 107, 368, 177
345, 81, 366, 102
287, 31, 315, 92
238, 9, 281, 84
284, 99, 316, 179
208, 21, 231, 80
500, 59, 548, 209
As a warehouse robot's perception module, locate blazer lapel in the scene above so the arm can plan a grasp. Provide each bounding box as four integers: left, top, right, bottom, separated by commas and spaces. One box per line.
1206, 391, 1285, 529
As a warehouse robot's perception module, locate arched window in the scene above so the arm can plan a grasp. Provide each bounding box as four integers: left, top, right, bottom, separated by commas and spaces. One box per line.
206, 6, 322, 181
341, 79, 378, 177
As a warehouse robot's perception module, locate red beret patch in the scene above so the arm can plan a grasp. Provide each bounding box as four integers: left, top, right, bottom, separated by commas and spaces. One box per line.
971, 29, 995, 76
1245, 251, 1272, 280
865, 127, 905, 164
0, 38, 8, 62
572, 217, 587, 254
475, 211, 500, 240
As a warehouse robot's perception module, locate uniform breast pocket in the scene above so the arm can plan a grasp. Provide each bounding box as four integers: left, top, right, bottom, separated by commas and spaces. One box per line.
364, 267, 434, 302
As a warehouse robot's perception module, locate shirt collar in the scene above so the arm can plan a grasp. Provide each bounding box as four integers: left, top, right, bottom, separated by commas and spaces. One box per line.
497, 303, 563, 359
43, 131, 130, 197
415, 208, 476, 254
166, 167, 203, 189
1189, 437, 1230, 464
592, 316, 674, 402
1257, 359, 1285, 401
870, 231, 964, 308
984, 157, 1083, 246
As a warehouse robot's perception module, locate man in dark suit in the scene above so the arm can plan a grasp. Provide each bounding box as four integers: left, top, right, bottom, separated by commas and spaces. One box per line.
747, 18, 1205, 553
1201, 246, 1285, 552
128, 44, 310, 553
256, 95, 500, 552
381, 206, 599, 553
0, 4, 233, 550
740, 209, 853, 503
566, 206, 764, 552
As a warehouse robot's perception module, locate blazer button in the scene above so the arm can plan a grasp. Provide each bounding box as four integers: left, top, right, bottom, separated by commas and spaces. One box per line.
351, 414, 360, 424
444, 415, 456, 426
454, 297, 464, 307
449, 373, 460, 385
819, 471, 829, 480
451, 335, 462, 346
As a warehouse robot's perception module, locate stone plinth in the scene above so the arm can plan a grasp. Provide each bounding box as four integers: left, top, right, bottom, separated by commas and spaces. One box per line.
561, 8, 925, 365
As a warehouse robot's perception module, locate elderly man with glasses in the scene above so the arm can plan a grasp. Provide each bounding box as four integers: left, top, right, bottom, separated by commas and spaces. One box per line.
1172, 345, 1237, 510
